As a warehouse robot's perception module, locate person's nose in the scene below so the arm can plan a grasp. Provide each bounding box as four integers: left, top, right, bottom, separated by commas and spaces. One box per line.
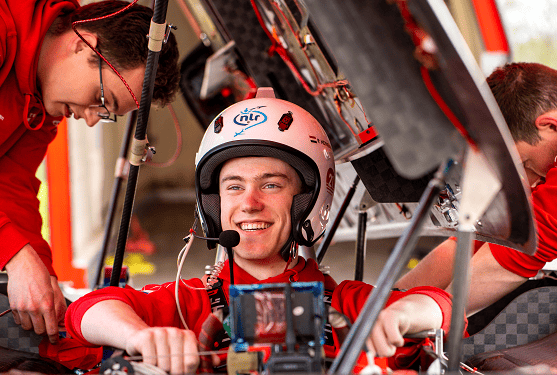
83, 108, 102, 127
240, 187, 264, 213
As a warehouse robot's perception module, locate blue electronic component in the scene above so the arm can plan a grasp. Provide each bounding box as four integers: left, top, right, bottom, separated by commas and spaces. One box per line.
228, 281, 325, 353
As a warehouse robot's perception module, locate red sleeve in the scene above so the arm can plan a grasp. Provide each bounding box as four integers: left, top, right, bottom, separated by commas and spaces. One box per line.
65, 279, 210, 347
330, 281, 458, 336
489, 166, 557, 278
0, 124, 58, 275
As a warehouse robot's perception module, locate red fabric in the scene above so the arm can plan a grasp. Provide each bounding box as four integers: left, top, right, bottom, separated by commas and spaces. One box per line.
39, 337, 103, 370
0, 0, 78, 275
66, 257, 456, 372
453, 166, 557, 278
489, 166, 557, 277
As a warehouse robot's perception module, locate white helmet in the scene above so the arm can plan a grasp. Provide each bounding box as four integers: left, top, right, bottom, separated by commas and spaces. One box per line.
194, 88, 335, 260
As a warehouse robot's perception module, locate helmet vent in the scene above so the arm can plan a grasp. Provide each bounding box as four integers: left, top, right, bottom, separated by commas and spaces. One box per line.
291, 192, 313, 245
201, 194, 222, 240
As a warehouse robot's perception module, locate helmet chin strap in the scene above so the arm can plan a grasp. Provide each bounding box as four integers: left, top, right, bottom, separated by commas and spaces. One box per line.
280, 235, 299, 262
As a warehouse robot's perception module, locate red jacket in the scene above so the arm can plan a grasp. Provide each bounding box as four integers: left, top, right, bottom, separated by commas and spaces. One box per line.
65, 257, 454, 371
0, 0, 78, 275
488, 165, 557, 277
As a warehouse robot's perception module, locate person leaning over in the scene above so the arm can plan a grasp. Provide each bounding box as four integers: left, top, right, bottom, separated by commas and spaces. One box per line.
396, 62, 557, 316
0, 0, 179, 343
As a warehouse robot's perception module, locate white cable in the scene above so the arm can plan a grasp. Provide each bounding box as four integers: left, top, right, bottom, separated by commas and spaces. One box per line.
174, 233, 201, 330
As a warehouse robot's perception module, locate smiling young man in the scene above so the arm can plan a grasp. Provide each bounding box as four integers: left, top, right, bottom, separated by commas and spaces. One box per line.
0, 0, 179, 345
395, 62, 557, 316
64, 90, 457, 373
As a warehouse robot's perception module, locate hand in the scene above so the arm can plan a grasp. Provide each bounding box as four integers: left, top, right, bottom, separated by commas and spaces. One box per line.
125, 327, 199, 374
365, 294, 442, 358
366, 304, 410, 358
5, 244, 67, 343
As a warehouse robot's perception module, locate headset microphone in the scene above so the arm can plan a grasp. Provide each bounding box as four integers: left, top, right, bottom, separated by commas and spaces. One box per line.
219, 230, 240, 285
219, 230, 241, 248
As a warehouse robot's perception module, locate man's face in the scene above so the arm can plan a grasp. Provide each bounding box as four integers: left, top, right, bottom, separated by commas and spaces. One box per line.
40, 47, 144, 126
515, 113, 557, 187
219, 157, 302, 267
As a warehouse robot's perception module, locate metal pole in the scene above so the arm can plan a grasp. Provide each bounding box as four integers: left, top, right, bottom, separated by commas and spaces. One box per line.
329, 160, 452, 374
447, 225, 474, 370
94, 110, 137, 288
110, 0, 170, 287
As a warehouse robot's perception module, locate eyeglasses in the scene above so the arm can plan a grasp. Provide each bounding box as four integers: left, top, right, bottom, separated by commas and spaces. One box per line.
91, 58, 118, 123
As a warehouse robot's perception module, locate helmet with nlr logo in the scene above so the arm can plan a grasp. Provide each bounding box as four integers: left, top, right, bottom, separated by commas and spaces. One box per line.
194, 88, 335, 261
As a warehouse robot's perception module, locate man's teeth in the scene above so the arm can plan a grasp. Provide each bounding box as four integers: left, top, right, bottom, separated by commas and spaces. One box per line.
240, 223, 270, 231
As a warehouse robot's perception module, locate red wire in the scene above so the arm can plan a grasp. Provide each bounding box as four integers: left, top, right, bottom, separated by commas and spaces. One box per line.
394, 0, 477, 149
249, 0, 346, 97
71, 0, 140, 109
334, 94, 358, 139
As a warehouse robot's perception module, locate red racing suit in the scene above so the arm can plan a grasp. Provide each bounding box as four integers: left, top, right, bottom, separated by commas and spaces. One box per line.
0, 0, 78, 275
459, 166, 557, 278
65, 257, 455, 371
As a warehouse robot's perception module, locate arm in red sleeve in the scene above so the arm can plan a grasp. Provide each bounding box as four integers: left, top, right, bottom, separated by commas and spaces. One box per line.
489, 166, 557, 278
331, 281, 456, 335
65, 280, 209, 346
0, 125, 58, 275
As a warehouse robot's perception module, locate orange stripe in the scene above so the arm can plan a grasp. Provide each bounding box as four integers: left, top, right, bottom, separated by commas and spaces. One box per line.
46, 118, 86, 288
470, 0, 510, 52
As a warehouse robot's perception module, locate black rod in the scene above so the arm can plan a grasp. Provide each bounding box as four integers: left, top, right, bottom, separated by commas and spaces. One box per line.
316, 175, 360, 264
110, 0, 170, 287
354, 211, 367, 281
94, 110, 137, 288
329, 160, 452, 374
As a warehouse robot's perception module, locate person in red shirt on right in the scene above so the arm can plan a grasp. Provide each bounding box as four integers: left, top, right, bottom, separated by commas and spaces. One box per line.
396, 62, 557, 316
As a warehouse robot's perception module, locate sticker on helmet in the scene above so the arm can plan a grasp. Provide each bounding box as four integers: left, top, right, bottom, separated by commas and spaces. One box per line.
278, 111, 293, 131
233, 106, 268, 136
309, 135, 332, 149
214, 115, 224, 133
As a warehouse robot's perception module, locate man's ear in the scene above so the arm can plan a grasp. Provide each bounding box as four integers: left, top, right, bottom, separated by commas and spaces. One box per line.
68, 30, 98, 55
535, 110, 557, 136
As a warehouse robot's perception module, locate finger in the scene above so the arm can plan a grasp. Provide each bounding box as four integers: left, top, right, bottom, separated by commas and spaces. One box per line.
17, 311, 34, 332
56, 301, 68, 325
370, 325, 396, 358
365, 337, 376, 359
183, 330, 200, 375
28, 306, 49, 337
211, 353, 222, 367
383, 320, 405, 349
141, 335, 157, 367
154, 329, 171, 372
11, 309, 20, 325
43, 308, 60, 344
51, 276, 68, 324
170, 330, 184, 374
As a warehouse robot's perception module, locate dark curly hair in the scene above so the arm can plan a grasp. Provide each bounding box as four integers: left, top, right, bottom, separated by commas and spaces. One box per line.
488, 62, 557, 145
53, 0, 180, 107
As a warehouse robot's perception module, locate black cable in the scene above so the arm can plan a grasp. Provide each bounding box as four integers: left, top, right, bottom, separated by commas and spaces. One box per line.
110, 0, 171, 287
95, 110, 137, 288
